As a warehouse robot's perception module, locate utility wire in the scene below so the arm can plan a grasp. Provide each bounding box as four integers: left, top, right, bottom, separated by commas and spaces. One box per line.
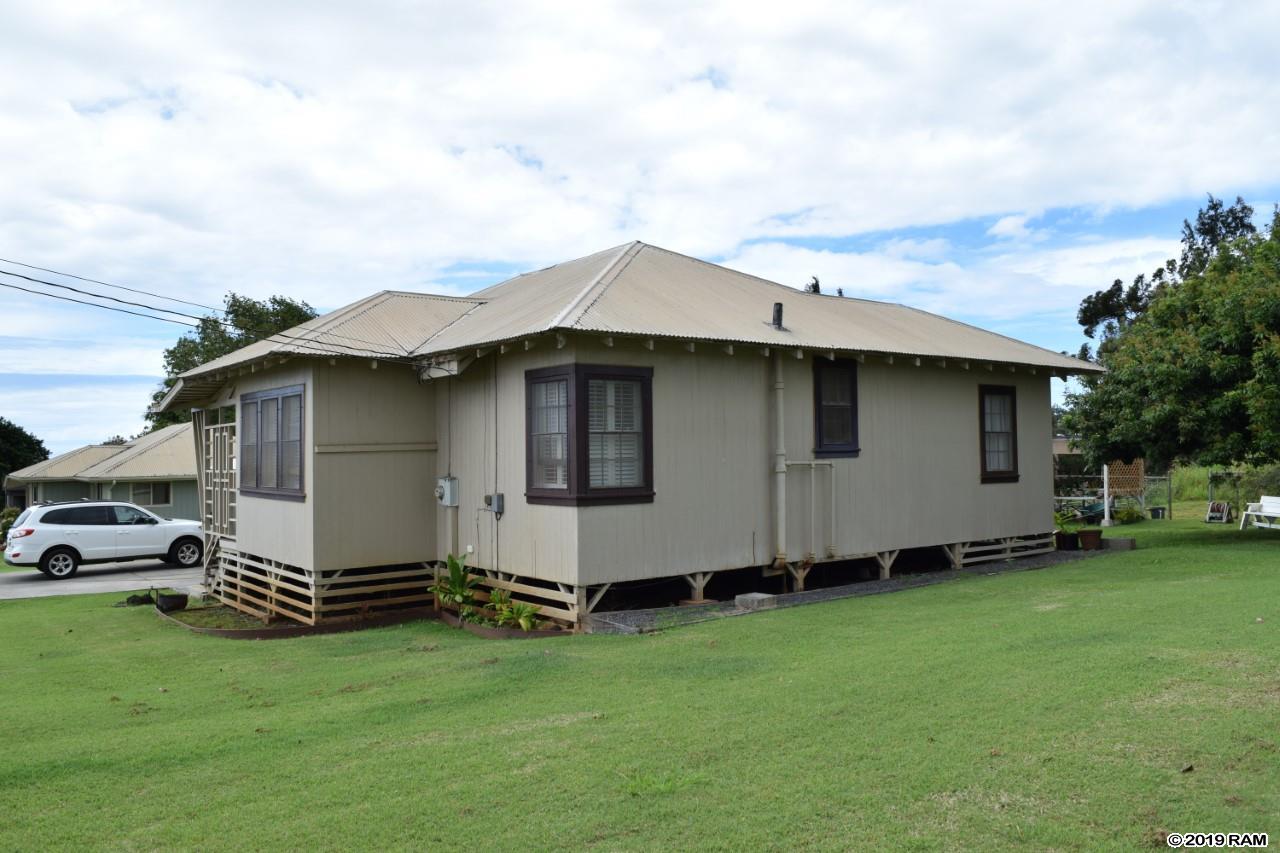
0, 267, 413, 360
0, 258, 408, 354
0, 278, 420, 366
0, 255, 222, 312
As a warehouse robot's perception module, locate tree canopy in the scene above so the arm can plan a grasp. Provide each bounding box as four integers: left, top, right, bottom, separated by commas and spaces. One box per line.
0, 417, 49, 486
1064, 199, 1280, 470
147, 294, 317, 430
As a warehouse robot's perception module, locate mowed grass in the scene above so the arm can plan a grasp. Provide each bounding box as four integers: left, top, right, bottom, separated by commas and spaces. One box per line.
2, 520, 1278, 850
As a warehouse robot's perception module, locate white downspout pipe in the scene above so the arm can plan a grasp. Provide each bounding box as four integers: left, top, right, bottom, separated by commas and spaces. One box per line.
772, 350, 788, 569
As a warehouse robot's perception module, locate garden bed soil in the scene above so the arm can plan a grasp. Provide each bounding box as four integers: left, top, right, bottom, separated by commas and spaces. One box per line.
156, 604, 438, 639
439, 608, 568, 639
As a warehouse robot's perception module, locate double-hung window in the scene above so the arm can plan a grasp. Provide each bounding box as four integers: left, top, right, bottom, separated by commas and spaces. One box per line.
813, 358, 860, 456
241, 385, 305, 498
131, 482, 171, 506
525, 365, 653, 504
979, 385, 1018, 482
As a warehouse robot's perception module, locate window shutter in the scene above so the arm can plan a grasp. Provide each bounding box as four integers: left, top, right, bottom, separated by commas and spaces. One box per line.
260, 397, 279, 489
281, 394, 302, 490
241, 400, 259, 488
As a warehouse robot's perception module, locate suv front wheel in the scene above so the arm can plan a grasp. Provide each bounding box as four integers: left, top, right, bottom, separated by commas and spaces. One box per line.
41, 547, 80, 580
168, 537, 203, 568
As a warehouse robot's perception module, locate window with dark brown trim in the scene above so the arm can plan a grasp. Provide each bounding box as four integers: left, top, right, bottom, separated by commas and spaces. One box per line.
979, 385, 1018, 483
813, 358, 859, 457
241, 384, 305, 499
525, 365, 654, 505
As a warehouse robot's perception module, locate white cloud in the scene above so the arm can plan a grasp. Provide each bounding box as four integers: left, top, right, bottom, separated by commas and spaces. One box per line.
0, 0, 1276, 440
721, 235, 1180, 323
2, 382, 158, 452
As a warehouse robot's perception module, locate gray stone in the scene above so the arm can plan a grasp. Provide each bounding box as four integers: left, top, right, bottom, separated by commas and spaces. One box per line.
1106, 538, 1137, 551
735, 592, 778, 611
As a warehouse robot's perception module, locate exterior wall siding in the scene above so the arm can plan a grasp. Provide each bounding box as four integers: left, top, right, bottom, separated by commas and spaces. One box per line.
435, 345, 579, 584
311, 360, 438, 572
566, 341, 1052, 585
234, 362, 316, 569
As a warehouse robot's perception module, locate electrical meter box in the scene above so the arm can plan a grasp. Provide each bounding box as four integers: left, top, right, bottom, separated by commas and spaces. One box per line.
434, 476, 459, 507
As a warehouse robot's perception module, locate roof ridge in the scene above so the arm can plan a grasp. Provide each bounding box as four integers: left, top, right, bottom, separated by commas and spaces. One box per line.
100, 423, 187, 471
549, 241, 642, 330
468, 241, 639, 299
641, 243, 906, 308
409, 300, 489, 355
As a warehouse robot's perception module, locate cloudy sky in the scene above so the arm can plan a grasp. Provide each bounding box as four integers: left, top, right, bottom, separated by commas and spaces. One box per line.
2, 1, 1278, 454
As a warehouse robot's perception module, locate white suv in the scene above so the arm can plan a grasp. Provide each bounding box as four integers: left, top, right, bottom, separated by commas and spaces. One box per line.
3, 501, 204, 579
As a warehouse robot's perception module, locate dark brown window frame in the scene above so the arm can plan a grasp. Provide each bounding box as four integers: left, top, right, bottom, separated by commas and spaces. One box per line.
813, 357, 860, 457
240, 384, 306, 501
525, 364, 654, 506
979, 384, 1019, 483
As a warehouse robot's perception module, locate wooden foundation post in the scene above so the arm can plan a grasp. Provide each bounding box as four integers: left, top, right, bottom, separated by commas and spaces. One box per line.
785, 560, 812, 592
681, 572, 714, 604
875, 549, 899, 580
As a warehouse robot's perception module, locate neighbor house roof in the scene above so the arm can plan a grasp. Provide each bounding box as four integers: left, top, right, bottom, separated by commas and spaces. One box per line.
75, 423, 195, 481
160, 241, 1100, 409
3, 423, 195, 487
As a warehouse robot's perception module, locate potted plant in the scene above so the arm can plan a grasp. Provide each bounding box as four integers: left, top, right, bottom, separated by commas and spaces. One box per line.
1077, 526, 1104, 550
1054, 511, 1081, 551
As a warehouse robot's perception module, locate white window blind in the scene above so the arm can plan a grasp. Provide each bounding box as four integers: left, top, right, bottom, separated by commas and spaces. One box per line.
530, 379, 568, 489
281, 395, 302, 490
587, 379, 643, 488
983, 392, 1013, 472
260, 397, 279, 489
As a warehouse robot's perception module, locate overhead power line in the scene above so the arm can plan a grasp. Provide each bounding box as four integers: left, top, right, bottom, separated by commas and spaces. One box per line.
0, 257, 405, 354
0, 266, 413, 361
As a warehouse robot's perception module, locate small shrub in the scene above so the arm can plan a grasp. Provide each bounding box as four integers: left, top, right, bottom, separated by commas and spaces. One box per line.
507, 601, 542, 632
431, 554, 480, 617
1113, 507, 1144, 524
0, 507, 18, 539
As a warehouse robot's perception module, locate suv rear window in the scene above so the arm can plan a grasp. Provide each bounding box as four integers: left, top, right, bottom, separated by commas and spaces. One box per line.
13, 509, 30, 526
41, 506, 112, 525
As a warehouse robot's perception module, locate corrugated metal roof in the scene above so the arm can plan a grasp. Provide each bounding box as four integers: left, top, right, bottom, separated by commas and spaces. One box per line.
4, 424, 197, 486
166, 241, 1099, 403
181, 291, 480, 378
6, 445, 126, 484
76, 423, 195, 481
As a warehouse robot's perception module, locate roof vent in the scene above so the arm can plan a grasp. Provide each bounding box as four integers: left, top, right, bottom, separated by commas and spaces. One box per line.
772, 302, 784, 330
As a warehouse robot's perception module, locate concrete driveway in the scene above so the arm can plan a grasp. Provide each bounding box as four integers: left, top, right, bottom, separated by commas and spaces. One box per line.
0, 560, 204, 601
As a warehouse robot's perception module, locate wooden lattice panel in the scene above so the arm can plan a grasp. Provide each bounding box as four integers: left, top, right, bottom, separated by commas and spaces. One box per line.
1107, 459, 1145, 496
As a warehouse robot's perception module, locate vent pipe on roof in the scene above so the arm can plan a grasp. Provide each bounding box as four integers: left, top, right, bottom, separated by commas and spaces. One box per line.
772, 302, 784, 329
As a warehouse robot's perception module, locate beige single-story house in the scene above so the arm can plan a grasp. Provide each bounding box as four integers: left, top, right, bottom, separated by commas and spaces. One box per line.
158, 241, 1101, 627
4, 423, 199, 519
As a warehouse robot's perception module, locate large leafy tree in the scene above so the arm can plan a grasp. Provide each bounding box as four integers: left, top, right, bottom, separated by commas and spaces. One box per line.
1076, 195, 1257, 359
0, 417, 49, 485
147, 294, 317, 429
1065, 202, 1280, 470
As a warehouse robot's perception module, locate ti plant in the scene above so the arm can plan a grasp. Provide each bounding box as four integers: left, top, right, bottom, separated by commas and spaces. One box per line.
506, 600, 542, 632
432, 554, 480, 614
1053, 510, 1082, 534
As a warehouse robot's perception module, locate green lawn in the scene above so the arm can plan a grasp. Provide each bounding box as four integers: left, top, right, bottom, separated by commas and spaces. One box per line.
1, 519, 1277, 850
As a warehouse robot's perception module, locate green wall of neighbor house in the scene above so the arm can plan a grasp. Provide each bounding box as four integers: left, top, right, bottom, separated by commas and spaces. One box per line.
24, 480, 199, 521
102, 480, 200, 521
33, 481, 92, 503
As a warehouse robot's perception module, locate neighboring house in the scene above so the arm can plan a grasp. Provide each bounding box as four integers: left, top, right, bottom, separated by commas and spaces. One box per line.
3, 424, 199, 519
157, 241, 1102, 627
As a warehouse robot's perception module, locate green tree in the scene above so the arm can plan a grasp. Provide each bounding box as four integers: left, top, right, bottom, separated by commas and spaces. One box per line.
147, 294, 317, 429
1064, 206, 1280, 470
0, 417, 49, 485
1076, 195, 1256, 359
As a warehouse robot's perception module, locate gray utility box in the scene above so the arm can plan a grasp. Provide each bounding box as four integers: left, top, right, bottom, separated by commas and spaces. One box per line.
434, 476, 459, 507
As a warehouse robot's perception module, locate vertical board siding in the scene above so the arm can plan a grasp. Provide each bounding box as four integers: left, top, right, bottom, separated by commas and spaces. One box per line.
234, 362, 316, 571
573, 341, 772, 586
436, 345, 578, 584
311, 360, 438, 572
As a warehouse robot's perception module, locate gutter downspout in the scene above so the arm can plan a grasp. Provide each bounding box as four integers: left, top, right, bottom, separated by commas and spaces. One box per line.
772, 350, 788, 570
